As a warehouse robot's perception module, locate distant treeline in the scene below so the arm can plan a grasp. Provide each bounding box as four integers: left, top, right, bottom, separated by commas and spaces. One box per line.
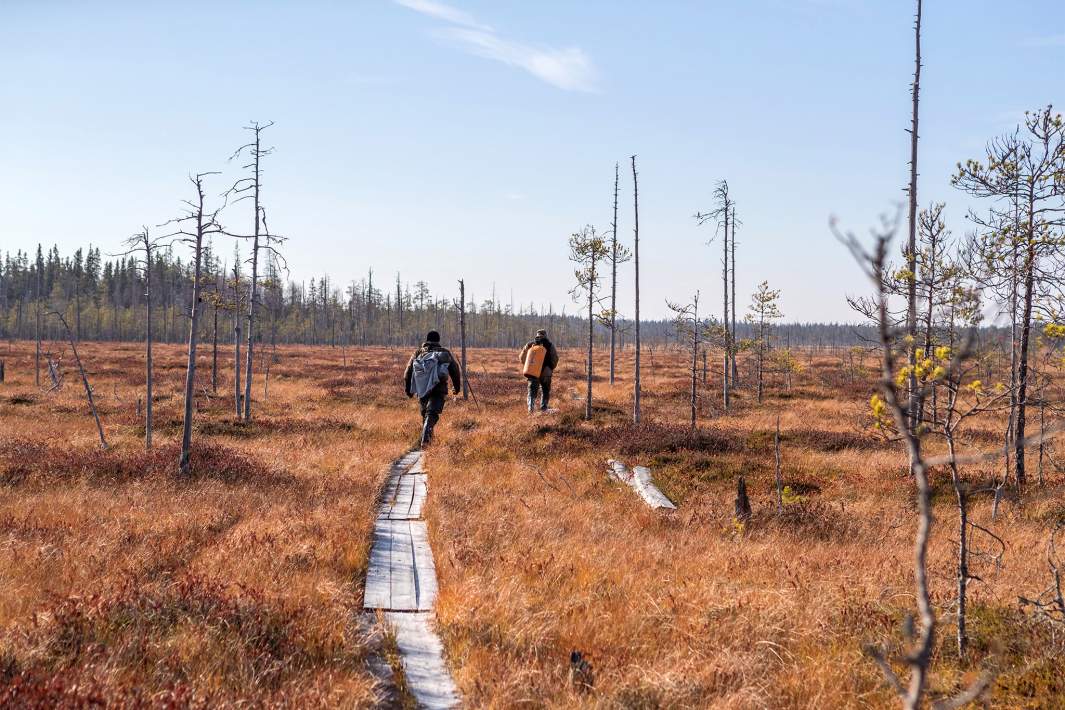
0, 243, 990, 351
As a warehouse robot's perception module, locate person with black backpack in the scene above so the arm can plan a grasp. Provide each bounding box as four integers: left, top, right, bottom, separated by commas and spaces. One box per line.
404, 330, 462, 447
519, 329, 559, 413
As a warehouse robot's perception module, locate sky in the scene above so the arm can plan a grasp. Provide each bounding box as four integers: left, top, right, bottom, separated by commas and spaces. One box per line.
2, 0, 1063, 322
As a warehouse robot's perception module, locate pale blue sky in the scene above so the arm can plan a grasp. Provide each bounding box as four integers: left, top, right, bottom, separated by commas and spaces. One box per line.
2, 1, 1062, 320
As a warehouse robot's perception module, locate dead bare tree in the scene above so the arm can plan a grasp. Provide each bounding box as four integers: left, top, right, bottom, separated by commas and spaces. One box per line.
774, 414, 784, 512
161, 172, 224, 476
227, 120, 284, 422
458, 279, 469, 399
905, 0, 924, 463
117, 227, 164, 450
666, 291, 715, 430
231, 258, 243, 418
50, 310, 107, 449
34, 245, 42, 388
631, 155, 642, 424
695, 180, 734, 411
730, 205, 739, 384
608, 162, 631, 385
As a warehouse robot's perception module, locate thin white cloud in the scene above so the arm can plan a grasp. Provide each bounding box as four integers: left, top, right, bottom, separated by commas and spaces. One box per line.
392, 0, 598, 92
437, 27, 597, 92
1022, 33, 1065, 48
392, 0, 491, 32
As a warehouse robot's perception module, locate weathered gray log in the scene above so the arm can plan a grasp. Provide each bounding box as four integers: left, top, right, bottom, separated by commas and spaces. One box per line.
607, 459, 676, 510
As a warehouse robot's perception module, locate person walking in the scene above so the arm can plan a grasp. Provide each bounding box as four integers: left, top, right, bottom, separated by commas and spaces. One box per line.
519, 329, 559, 413
404, 330, 462, 447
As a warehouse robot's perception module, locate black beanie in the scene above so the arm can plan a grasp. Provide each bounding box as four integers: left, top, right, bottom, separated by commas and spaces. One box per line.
426, 330, 441, 343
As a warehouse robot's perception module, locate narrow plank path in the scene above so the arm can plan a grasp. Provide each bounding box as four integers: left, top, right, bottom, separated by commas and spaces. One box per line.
364, 450, 460, 709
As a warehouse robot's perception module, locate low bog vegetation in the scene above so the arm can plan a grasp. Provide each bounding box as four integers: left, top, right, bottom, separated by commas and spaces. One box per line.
1, 340, 1063, 707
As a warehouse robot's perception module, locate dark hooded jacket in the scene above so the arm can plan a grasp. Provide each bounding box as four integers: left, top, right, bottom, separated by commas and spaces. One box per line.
519, 335, 559, 380
404, 342, 462, 398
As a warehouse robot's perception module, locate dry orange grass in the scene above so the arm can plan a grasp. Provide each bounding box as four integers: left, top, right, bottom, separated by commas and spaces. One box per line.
425, 346, 1065, 708
0, 340, 419, 706
1, 339, 1063, 707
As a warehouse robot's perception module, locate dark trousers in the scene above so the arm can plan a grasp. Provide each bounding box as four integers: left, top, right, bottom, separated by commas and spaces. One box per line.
419, 389, 446, 444
527, 375, 552, 411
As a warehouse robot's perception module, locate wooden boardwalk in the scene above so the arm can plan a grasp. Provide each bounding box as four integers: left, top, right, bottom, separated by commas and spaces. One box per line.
364, 450, 460, 709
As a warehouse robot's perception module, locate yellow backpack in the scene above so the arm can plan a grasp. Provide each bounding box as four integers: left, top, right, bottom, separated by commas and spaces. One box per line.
523, 344, 547, 378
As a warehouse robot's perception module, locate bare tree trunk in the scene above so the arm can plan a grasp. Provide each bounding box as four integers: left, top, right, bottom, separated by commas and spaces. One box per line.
74, 277, 81, 342
459, 279, 468, 400
631, 155, 641, 424
1007, 240, 1019, 483
905, 0, 923, 474
610, 162, 619, 385
35, 252, 41, 388
586, 270, 594, 421
689, 297, 698, 430
757, 313, 765, 403
243, 138, 261, 422
212, 301, 219, 393
53, 311, 107, 449
1014, 240, 1035, 488
233, 265, 242, 418
730, 206, 738, 384
722, 207, 731, 411
178, 176, 212, 477
774, 415, 783, 512
955, 479, 969, 659
144, 243, 153, 450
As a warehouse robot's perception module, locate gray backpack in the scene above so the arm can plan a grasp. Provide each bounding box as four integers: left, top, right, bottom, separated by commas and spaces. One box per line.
411, 350, 451, 398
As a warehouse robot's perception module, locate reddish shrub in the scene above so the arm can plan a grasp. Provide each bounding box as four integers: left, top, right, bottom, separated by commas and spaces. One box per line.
0, 440, 293, 487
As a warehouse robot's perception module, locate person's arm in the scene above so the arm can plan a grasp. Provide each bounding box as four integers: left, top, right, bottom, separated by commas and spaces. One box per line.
548, 342, 560, 369
403, 354, 415, 397
447, 353, 462, 394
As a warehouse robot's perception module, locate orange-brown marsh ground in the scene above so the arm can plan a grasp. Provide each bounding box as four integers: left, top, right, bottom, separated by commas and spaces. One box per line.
0, 339, 1063, 708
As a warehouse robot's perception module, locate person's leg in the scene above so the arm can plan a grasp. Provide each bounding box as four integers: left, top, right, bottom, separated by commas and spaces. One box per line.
421, 391, 445, 446
540, 376, 552, 411
527, 377, 539, 413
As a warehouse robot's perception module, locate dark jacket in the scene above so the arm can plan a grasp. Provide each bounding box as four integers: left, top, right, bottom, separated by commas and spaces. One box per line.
519, 336, 559, 380
404, 342, 462, 398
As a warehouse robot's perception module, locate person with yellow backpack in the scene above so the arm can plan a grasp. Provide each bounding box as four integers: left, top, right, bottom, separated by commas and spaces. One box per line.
519, 329, 559, 413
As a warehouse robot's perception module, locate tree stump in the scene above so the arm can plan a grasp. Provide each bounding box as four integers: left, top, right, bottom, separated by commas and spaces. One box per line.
735, 476, 752, 523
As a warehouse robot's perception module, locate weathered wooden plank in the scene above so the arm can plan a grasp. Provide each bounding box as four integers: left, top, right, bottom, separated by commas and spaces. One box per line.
364, 519, 395, 610
410, 520, 438, 611
379, 474, 429, 520
389, 520, 418, 611
408, 454, 426, 474
385, 612, 460, 709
